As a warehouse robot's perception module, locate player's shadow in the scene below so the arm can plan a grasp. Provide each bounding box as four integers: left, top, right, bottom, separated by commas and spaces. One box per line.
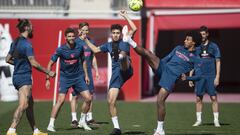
202, 122, 230, 126
123, 131, 147, 135
95, 121, 109, 125
172, 133, 217, 135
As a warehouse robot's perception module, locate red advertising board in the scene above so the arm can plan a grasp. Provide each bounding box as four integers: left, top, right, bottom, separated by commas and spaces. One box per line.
145, 0, 240, 8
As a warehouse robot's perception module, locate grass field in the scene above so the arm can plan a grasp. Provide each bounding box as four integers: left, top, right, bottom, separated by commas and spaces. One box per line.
1, 101, 240, 135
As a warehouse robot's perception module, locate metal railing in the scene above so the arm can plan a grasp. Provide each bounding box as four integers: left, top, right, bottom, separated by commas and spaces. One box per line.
0, 0, 70, 10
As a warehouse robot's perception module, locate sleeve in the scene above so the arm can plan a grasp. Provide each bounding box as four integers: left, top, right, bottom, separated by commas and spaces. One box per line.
99, 43, 108, 53
187, 58, 202, 81
8, 42, 14, 55
213, 44, 221, 59
161, 46, 178, 63
51, 48, 61, 62
186, 74, 201, 81
119, 42, 130, 53
25, 43, 34, 57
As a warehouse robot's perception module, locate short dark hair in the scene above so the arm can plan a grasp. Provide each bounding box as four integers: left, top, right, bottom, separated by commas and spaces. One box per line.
186, 30, 202, 46
64, 27, 76, 36
200, 25, 209, 33
16, 19, 31, 33
110, 24, 122, 32
79, 22, 89, 29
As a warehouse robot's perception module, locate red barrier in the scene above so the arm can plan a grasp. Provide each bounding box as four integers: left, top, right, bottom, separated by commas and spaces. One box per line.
0, 19, 142, 101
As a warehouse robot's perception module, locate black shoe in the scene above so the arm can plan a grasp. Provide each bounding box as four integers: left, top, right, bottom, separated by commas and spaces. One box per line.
71, 120, 79, 128
109, 128, 122, 135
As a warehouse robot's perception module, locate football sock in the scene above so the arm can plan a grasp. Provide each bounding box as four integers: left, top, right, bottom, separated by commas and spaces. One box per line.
128, 38, 137, 48
112, 116, 120, 129
49, 118, 55, 127
72, 112, 77, 121
196, 112, 202, 121
87, 112, 93, 121
156, 121, 164, 132
33, 128, 40, 134
79, 113, 87, 123
213, 112, 219, 121
8, 128, 16, 133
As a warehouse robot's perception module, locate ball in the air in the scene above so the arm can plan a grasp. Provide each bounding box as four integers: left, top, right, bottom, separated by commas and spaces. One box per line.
128, 0, 143, 11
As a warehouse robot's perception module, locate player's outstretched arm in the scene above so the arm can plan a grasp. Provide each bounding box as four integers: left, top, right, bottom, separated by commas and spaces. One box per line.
84, 36, 101, 53
119, 10, 137, 37
28, 56, 55, 77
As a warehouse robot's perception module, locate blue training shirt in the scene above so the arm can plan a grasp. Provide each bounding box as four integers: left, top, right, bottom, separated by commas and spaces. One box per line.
75, 37, 95, 71
196, 41, 221, 76
51, 42, 84, 79
8, 36, 34, 75
99, 40, 130, 69
162, 45, 201, 77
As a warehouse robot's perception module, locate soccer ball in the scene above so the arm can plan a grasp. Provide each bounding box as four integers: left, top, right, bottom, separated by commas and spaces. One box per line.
128, 0, 143, 11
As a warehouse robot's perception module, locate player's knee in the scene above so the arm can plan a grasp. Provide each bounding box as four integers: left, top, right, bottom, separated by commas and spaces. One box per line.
19, 102, 29, 111
108, 99, 116, 107
84, 95, 92, 104
57, 97, 65, 104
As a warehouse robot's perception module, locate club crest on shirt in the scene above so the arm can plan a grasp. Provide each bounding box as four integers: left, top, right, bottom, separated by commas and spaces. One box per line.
70, 54, 75, 58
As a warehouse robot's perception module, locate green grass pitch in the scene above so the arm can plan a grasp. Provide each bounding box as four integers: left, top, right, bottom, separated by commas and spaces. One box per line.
1, 101, 240, 135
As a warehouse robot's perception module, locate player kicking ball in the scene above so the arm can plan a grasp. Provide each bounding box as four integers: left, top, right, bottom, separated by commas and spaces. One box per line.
122, 27, 202, 135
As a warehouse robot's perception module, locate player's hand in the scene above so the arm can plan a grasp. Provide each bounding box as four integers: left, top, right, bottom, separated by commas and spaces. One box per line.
96, 72, 100, 80
82, 33, 87, 40
189, 81, 194, 87
45, 80, 50, 90
48, 71, 56, 77
181, 73, 187, 81
214, 77, 220, 87
85, 75, 90, 85
119, 10, 127, 18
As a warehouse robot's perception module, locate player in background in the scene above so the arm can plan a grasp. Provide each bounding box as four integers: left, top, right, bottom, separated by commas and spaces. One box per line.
189, 26, 221, 127
82, 10, 137, 135
70, 22, 99, 128
46, 28, 92, 132
123, 29, 202, 135
5, 19, 55, 135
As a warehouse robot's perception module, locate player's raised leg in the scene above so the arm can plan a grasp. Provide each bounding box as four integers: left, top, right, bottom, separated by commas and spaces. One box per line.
122, 26, 160, 71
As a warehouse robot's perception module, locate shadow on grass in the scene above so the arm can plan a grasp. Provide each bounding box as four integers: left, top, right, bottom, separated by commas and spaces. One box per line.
168, 133, 217, 135
202, 122, 230, 126
123, 131, 147, 135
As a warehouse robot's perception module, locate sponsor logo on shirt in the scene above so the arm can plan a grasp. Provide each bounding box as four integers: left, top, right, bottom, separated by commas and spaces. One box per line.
84, 52, 91, 57
176, 51, 190, 61
64, 59, 78, 64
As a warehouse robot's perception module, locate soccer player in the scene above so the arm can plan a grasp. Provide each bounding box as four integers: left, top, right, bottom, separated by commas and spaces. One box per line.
82, 10, 137, 135
123, 29, 202, 135
46, 28, 92, 132
5, 19, 55, 135
70, 22, 99, 128
190, 26, 221, 127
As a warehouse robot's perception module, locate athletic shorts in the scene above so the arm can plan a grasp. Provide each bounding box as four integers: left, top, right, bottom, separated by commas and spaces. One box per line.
159, 67, 178, 93
195, 76, 217, 96
12, 73, 32, 90
109, 66, 133, 89
60, 74, 88, 96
